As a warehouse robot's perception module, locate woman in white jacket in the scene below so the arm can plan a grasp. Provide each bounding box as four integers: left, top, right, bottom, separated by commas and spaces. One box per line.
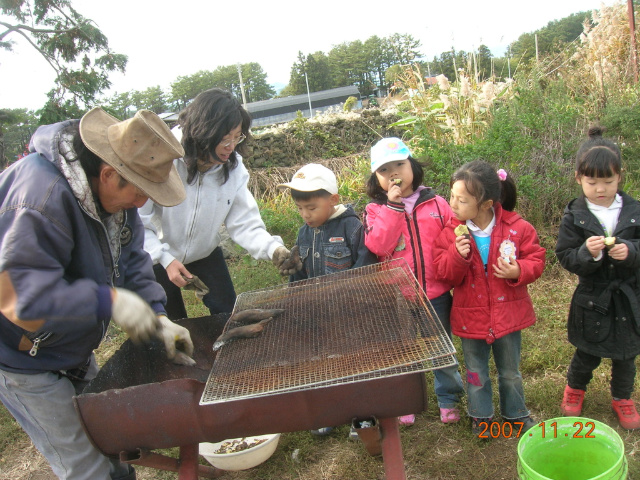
139, 88, 297, 319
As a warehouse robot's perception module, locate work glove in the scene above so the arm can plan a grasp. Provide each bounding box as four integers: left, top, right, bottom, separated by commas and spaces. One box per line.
155, 315, 195, 364
111, 288, 160, 343
272, 245, 303, 276
181, 273, 210, 300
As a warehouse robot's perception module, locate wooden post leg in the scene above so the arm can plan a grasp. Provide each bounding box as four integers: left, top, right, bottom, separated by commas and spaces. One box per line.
378, 417, 407, 480
178, 444, 199, 480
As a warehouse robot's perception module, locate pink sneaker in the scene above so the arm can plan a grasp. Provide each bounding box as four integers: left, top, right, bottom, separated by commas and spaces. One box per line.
440, 407, 461, 424
398, 414, 415, 426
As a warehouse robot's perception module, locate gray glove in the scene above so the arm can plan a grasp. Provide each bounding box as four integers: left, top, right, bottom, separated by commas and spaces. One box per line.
155, 315, 195, 363
111, 288, 160, 343
272, 245, 302, 276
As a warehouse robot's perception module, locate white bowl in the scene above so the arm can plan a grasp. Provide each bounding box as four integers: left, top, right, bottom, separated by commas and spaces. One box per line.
199, 433, 280, 471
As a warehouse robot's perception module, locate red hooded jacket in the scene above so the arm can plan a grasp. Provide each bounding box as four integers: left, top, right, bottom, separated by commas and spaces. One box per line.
432, 204, 546, 343
364, 187, 453, 300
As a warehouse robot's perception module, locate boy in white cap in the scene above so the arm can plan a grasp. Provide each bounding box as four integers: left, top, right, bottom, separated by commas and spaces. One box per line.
278, 163, 376, 436
278, 163, 376, 281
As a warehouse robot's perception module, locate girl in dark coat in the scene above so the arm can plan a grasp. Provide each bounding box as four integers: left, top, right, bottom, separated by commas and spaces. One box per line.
556, 126, 640, 430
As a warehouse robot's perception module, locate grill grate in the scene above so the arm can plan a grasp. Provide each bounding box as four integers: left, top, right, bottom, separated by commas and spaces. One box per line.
201, 259, 457, 405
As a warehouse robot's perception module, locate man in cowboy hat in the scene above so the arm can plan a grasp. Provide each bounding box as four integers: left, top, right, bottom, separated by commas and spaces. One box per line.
0, 107, 194, 480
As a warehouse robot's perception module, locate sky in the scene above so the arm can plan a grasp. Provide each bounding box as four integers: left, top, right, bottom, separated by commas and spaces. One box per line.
0, 0, 615, 111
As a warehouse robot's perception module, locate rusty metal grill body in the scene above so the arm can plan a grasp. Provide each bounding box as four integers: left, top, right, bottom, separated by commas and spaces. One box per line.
202, 259, 456, 405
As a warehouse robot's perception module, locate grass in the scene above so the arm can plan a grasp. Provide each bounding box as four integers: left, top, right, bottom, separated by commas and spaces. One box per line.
2, 261, 638, 479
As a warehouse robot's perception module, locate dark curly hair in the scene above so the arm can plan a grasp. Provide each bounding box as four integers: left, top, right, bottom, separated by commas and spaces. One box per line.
179, 88, 252, 185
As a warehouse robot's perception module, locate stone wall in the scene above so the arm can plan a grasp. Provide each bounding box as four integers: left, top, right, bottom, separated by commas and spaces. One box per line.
244, 108, 403, 169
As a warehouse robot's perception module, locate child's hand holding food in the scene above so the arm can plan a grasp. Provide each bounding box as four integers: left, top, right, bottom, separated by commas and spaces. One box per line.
454, 224, 471, 258
387, 178, 403, 203
605, 237, 629, 261
586, 235, 606, 258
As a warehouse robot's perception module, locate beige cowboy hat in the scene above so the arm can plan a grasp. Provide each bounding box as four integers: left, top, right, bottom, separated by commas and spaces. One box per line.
79, 107, 186, 207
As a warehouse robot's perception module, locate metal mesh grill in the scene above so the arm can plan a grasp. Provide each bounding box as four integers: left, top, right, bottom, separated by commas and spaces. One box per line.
201, 259, 457, 405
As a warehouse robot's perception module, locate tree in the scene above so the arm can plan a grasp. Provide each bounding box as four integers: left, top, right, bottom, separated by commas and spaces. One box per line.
430, 50, 460, 82
328, 41, 369, 93
0, 0, 127, 121
510, 11, 592, 65
365, 35, 394, 90
130, 86, 167, 114
286, 51, 332, 95
239, 62, 275, 102
286, 51, 310, 96
0, 108, 37, 167
476, 44, 493, 80
167, 63, 274, 110
169, 70, 216, 111
105, 91, 134, 119
388, 33, 422, 65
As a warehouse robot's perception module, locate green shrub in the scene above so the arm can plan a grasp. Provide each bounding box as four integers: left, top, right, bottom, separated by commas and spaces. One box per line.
258, 197, 299, 247
343, 96, 358, 112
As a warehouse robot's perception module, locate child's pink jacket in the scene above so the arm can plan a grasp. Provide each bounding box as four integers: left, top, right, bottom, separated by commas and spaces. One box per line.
363, 188, 454, 300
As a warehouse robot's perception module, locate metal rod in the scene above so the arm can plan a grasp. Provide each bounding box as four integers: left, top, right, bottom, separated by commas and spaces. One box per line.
304, 71, 313, 119
237, 63, 248, 107
379, 417, 407, 480
178, 444, 200, 480
120, 448, 222, 478
628, 0, 638, 82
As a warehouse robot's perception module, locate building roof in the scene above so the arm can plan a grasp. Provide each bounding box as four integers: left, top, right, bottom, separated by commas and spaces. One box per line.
159, 85, 361, 127
245, 85, 360, 115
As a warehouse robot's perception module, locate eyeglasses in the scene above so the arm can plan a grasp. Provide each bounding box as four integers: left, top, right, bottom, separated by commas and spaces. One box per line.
221, 133, 246, 148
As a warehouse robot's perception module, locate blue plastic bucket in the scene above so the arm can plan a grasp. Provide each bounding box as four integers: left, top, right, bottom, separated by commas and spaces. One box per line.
517, 417, 627, 480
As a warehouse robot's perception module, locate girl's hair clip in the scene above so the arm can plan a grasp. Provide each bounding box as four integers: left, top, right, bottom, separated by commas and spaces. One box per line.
497, 169, 507, 181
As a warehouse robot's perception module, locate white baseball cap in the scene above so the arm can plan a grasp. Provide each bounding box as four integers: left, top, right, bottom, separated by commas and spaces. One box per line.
277, 163, 338, 195
370, 137, 411, 172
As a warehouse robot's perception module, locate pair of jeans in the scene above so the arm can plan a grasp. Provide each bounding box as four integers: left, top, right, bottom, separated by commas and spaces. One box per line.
429, 293, 465, 408
567, 349, 637, 399
154, 246, 237, 320
461, 331, 529, 419
0, 355, 135, 480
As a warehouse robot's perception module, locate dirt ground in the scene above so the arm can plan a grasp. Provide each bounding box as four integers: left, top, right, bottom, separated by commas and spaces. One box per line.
0, 436, 56, 480
0, 434, 164, 480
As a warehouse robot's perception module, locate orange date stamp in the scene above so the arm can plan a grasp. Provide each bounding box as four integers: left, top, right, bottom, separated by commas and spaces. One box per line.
476, 420, 597, 439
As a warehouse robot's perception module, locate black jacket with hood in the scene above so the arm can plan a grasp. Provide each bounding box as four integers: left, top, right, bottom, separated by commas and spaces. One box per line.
556, 192, 640, 359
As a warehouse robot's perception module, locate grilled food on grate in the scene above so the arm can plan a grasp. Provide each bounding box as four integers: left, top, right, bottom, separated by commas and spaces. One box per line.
228, 308, 285, 325
201, 259, 457, 405
212, 318, 273, 352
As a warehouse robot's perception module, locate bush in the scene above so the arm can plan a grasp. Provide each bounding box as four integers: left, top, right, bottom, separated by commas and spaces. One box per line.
343, 96, 358, 112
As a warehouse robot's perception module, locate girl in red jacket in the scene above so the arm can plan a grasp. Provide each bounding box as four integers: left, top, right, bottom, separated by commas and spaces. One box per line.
433, 161, 545, 435
363, 137, 465, 426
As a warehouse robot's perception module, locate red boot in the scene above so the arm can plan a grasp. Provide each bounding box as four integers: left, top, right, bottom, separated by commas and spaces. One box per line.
611, 399, 640, 430
560, 385, 585, 416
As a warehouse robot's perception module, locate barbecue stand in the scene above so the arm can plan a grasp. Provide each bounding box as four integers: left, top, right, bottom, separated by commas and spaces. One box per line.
74, 260, 457, 479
